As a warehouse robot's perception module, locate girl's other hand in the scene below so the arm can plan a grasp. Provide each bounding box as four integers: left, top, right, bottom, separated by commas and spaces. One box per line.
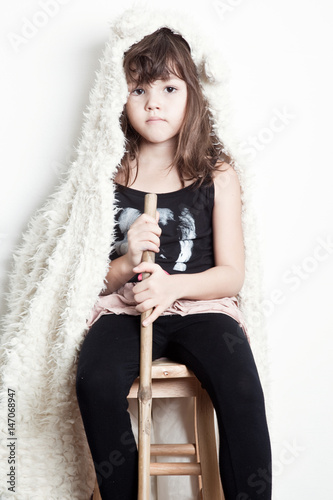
132, 262, 177, 326
125, 211, 161, 269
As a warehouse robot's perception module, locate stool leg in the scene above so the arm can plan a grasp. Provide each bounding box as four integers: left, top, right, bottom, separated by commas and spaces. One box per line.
195, 384, 225, 500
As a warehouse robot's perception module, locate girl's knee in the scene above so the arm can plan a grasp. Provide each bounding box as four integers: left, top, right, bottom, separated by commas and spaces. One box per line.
76, 364, 134, 409
234, 370, 266, 409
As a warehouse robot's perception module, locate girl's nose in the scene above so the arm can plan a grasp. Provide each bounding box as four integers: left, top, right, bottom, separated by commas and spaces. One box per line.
147, 102, 160, 110
145, 92, 160, 111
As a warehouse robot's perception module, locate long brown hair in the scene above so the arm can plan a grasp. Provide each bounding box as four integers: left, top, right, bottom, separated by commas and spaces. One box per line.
120, 27, 232, 188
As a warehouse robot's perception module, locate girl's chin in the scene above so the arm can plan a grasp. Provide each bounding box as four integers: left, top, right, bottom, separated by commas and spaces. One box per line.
140, 135, 179, 147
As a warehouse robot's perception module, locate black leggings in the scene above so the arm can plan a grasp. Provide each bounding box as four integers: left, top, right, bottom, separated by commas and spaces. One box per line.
76, 313, 272, 500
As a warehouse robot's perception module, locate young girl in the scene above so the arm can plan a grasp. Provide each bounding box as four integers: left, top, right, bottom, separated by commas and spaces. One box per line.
76, 25, 272, 500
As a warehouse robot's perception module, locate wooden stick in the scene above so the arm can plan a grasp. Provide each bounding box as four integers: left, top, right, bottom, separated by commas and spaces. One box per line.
138, 193, 157, 500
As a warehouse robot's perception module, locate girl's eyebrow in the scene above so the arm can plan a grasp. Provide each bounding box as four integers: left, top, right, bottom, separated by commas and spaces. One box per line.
127, 75, 184, 90
127, 82, 144, 90
163, 79, 180, 83
163, 74, 183, 81
164, 78, 185, 86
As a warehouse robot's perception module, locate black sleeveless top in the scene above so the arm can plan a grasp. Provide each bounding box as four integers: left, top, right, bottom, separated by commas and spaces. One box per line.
110, 181, 215, 283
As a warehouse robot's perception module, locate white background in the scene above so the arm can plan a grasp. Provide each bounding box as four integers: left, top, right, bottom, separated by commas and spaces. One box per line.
1, 1, 332, 498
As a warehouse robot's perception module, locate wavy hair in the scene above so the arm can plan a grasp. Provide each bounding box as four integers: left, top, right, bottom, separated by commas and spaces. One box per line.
120, 27, 232, 188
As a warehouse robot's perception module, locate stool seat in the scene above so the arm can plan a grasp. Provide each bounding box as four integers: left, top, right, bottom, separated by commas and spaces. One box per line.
92, 359, 225, 500
129, 359, 197, 399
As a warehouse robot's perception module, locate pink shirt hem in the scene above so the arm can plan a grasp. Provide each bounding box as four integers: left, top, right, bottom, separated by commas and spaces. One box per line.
87, 283, 250, 342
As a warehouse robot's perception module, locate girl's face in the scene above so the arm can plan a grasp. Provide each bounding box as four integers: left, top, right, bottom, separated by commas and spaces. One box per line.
125, 75, 187, 147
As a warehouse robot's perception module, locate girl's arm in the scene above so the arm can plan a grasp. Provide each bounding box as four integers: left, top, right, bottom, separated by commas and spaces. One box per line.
100, 254, 136, 295
172, 164, 245, 299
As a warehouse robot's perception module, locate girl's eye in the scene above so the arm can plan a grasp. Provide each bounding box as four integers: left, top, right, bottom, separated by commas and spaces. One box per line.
131, 88, 144, 96
165, 86, 177, 93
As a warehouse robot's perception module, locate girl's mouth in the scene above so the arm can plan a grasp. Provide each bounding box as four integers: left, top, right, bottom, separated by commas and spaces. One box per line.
146, 117, 165, 122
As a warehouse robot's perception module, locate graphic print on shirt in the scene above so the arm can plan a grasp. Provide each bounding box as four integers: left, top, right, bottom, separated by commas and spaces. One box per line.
114, 207, 196, 271
154, 208, 174, 262
114, 208, 141, 256
174, 208, 196, 271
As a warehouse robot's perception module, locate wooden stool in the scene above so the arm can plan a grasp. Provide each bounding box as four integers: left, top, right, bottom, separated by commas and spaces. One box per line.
92, 359, 225, 500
